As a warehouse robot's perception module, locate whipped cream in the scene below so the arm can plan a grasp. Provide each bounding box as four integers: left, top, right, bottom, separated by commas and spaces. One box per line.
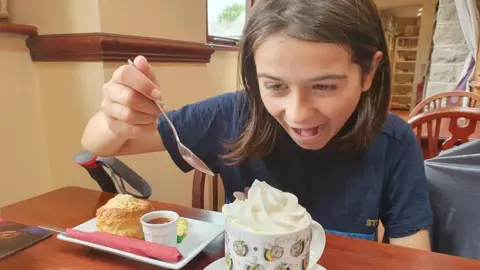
222, 180, 312, 233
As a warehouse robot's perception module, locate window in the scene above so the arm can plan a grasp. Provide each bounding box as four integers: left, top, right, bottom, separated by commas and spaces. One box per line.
206, 0, 252, 48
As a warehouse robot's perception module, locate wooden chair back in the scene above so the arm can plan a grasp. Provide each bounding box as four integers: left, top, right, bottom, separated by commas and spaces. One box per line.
191, 170, 220, 211
408, 107, 480, 159
410, 91, 480, 118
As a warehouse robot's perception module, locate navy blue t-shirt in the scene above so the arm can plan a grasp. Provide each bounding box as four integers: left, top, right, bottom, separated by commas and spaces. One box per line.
157, 91, 433, 241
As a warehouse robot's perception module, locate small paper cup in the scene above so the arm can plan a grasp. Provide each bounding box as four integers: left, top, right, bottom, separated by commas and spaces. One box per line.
140, 210, 179, 246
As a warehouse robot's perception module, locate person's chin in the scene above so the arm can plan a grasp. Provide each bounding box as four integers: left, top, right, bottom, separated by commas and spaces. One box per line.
293, 139, 329, 150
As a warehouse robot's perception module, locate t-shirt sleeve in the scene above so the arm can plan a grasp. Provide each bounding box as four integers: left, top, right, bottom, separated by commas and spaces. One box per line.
157, 92, 240, 174
380, 120, 433, 239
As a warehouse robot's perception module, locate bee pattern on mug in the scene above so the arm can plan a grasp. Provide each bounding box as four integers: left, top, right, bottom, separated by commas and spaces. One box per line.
245, 256, 266, 270
245, 264, 266, 270
225, 252, 233, 270
302, 255, 310, 270
275, 262, 292, 270
304, 230, 312, 250
263, 239, 285, 261
290, 237, 305, 257
234, 240, 249, 257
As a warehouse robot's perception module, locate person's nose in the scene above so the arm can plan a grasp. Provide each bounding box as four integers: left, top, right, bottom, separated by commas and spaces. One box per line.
284, 91, 316, 125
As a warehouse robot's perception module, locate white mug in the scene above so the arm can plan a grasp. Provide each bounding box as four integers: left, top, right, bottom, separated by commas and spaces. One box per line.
224, 220, 324, 270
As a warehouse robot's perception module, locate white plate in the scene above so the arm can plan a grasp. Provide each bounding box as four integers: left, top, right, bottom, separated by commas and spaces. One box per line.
205, 257, 327, 270
206, 221, 326, 270
57, 217, 224, 269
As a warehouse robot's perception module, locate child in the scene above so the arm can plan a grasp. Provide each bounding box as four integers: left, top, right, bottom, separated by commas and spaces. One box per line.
81, 0, 432, 250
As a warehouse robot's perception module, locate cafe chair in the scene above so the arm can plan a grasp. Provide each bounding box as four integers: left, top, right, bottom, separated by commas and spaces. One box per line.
410, 91, 480, 118
408, 107, 480, 159
74, 151, 221, 210
424, 139, 480, 260
192, 170, 220, 212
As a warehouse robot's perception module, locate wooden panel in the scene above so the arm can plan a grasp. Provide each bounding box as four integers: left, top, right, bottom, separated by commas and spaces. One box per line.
26, 33, 215, 63
0, 22, 38, 36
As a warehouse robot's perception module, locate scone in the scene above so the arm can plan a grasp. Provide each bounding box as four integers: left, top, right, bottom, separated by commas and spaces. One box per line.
96, 194, 154, 239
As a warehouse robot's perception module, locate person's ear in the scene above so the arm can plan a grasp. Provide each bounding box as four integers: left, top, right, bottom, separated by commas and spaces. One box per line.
362, 51, 383, 92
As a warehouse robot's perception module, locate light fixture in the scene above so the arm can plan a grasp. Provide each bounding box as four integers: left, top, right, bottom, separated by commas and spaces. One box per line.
417, 12, 422, 17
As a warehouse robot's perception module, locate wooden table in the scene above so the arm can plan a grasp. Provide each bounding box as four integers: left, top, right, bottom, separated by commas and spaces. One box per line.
1, 187, 480, 269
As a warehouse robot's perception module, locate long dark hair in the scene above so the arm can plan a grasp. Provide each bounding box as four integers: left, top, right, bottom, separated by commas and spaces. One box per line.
223, 0, 391, 164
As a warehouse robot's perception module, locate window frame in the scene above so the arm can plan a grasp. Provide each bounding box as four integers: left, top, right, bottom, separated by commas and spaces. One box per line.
206, 0, 254, 50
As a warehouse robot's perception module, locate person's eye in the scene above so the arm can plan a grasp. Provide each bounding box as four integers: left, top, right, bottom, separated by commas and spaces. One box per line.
312, 84, 337, 91
264, 83, 288, 92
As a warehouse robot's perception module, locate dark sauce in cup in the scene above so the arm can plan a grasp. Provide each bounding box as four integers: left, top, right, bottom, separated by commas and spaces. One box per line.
147, 217, 172, 224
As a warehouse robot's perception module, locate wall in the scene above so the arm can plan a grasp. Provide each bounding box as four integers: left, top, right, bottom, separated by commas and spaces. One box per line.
0, 33, 51, 207
98, 0, 205, 43
425, 0, 472, 96
8, 0, 108, 194
412, 0, 438, 105
35, 62, 106, 192
0, 0, 239, 208
8, 0, 101, 34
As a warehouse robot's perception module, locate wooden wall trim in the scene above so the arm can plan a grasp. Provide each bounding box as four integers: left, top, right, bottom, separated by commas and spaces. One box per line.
26, 33, 215, 63
0, 23, 38, 36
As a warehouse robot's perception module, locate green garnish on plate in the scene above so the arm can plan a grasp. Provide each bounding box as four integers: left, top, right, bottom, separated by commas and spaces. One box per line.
177, 218, 188, 243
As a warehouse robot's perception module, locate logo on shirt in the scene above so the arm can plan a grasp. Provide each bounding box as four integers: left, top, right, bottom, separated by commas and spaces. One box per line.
366, 219, 379, 227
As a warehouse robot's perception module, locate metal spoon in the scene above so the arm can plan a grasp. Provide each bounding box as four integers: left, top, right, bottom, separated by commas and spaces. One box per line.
127, 59, 214, 176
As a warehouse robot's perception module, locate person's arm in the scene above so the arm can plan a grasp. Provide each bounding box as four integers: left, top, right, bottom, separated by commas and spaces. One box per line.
380, 118, 433, 251
83, 91, 240, 174
81, 111, 165, 157
390, 229, 431, 251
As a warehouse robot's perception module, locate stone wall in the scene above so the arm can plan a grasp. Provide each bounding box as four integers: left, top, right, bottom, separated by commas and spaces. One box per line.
425, 0, 475, 96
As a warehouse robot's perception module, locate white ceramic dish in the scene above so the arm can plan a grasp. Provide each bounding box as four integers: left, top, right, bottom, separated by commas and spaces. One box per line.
206, 220, 327, 270
57, 217, 224, 269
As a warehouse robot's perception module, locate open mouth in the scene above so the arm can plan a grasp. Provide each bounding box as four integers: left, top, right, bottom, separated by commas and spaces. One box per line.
292, 126, 324, 138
